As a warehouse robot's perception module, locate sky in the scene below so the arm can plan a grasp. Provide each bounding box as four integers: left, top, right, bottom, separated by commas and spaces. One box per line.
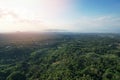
0, 0, 120, 33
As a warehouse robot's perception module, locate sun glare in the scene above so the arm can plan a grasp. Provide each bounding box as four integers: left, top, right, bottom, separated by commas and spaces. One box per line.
0, 0, 70, 32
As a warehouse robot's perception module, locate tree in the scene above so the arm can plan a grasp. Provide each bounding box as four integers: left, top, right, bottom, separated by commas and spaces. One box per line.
7, 71, 26, 80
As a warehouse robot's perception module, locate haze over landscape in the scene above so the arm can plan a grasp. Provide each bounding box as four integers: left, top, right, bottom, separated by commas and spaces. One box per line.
1, 0, 120, 80
0, 0, 120, 33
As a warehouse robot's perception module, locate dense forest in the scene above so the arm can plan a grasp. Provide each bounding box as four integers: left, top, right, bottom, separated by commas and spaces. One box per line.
0, 32, 120, 80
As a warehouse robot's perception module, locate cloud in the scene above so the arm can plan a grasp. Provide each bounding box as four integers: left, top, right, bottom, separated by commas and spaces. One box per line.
0, 0, 71, 19
0, 8, 120, 33
0, 0, 73, 32
0, 9, 48, 32
0, 8, 42, 23
0, 9, 18, 18
69, 16, 120, 32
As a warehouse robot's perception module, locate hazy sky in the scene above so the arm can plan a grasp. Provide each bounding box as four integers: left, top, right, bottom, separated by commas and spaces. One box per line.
0, 0, 120, 33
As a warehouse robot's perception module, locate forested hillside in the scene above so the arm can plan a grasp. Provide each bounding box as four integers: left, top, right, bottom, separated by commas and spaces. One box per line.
0, 33, 120, 80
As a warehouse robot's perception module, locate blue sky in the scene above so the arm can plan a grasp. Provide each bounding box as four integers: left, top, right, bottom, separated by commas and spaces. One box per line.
47, 0, 120, 33
74, 0, 120, 16
63, 0, 120, 32
0, 0, 120, 33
